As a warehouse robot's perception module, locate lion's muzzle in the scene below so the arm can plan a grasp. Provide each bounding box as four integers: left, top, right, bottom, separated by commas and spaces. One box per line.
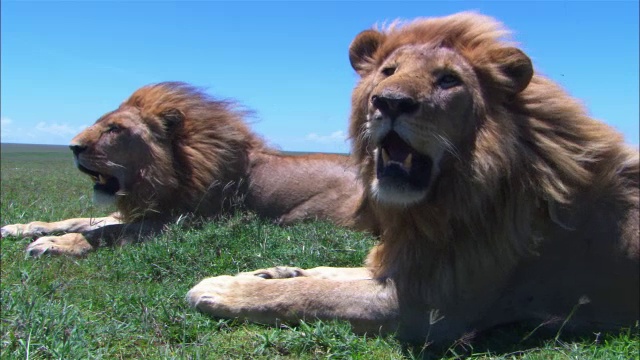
70, 141, 121, 197
69, 144, 87, 156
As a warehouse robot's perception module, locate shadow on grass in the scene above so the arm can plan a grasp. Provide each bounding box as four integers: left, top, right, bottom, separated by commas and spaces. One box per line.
402, 321, 639, 359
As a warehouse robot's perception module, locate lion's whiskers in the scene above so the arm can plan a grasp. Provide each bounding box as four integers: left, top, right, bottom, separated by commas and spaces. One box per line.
106, 161, 126, 169
430, 132, 461, 162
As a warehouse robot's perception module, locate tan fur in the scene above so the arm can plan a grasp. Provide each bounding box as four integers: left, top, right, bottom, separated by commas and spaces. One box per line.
188, 12, 639, 344
2, 82, 372, 256
247, 151, 375, 231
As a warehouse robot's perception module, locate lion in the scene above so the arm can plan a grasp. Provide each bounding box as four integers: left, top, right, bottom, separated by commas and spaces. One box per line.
1, 82, 373, 257
187, 12, 639, 344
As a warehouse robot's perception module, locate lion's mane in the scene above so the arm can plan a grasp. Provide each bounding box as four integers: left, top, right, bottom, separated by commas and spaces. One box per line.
115, 82, 264, 222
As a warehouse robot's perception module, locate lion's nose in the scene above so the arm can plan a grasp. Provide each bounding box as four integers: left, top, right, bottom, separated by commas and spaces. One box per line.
371, 94, 419, 120
69, 144, 87, 156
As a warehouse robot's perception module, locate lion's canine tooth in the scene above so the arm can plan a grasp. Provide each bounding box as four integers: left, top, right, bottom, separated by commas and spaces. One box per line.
403, 153, 413, 170
98, 174, 107, 184
381, 148, 390, 165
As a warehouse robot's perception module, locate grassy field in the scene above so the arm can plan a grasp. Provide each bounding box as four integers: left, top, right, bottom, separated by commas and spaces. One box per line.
1, 143, 638, 359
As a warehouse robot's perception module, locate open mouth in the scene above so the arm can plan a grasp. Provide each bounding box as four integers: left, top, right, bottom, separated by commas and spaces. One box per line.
77, 164, 121, 195
376, 131, 433, 191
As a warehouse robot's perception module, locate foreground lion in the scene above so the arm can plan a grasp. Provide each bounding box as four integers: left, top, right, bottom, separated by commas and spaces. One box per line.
187, 13, 639, 344
2, 82, 372, 256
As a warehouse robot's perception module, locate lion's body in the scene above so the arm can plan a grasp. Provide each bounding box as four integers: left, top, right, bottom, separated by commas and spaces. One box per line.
247, 151, 374, 230
188, 13, 639, 344
2, 82, 370, 256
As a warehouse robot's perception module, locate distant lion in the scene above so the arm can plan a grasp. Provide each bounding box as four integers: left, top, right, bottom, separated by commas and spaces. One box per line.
187, 12, 639, 344
2, 82, 373, 256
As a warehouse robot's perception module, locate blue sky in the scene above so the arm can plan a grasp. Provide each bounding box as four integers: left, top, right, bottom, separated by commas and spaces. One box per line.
2, 1, 638, 153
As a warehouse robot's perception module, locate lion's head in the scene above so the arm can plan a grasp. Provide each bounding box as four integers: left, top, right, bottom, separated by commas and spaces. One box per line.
348, 12, 630, 213
70, 82, 262, 222
348, 13, 540, 208
348, 13, 638, 282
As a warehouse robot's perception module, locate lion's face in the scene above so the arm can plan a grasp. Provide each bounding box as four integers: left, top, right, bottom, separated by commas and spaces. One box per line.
348, 26, 532, 207
70, 105, 177, 204
364, 44, 480, 205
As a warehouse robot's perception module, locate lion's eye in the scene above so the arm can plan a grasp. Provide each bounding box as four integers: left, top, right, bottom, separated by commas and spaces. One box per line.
106, 124, 121, 133
437, 74, 461, 89
381, 67, 396, 76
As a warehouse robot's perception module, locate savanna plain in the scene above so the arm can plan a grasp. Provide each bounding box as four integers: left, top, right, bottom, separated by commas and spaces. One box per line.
1, 143, 638, 359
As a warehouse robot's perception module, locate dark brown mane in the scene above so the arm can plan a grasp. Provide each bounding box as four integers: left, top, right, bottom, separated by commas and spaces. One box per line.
116, 82, 265, 221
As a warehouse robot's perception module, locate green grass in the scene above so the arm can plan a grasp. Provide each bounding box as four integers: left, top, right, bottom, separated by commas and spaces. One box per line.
1, 144, 638, 359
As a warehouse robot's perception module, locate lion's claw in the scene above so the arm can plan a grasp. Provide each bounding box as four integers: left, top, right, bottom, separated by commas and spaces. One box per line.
249, 266, 306, 279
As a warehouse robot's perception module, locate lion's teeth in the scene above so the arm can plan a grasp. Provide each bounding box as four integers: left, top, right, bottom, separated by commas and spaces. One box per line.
98, 175, 107, 184
381, 148, 390, 165
403, 153, 413, 170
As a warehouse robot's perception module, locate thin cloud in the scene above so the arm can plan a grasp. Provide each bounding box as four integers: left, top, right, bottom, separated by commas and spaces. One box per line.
1, 119, 88, 144
1, 116, 17, 141
1, 116, 39, 142
1, 116, 12, 126
35, 122, 85, 137
305, 130, 347, 144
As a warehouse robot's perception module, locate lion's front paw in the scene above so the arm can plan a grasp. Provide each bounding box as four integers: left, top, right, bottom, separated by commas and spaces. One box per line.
1, 224, 20, 238
26, 233, 92, 257
246, 266, 307, 279
187, 275, 266, 317
1, 221, 54, 238
26, 236, 60, 257
2, 223, 39, 238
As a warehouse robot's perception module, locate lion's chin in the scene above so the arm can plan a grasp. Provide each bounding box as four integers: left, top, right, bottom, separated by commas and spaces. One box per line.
371, 181, 428, 206
372, 131, 433, 206
92, 175, 121, 205
93, 189, 116, 206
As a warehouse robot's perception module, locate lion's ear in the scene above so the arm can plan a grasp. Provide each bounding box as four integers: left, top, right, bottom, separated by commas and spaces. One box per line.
349, 29, 385, 76
489, 47, 533, 94
160, 108, 184, 133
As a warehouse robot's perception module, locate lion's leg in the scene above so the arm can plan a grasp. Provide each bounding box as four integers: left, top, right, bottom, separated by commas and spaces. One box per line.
2, 213, 122, 238
26, 219, 163, 257
187, 273, 399, 335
